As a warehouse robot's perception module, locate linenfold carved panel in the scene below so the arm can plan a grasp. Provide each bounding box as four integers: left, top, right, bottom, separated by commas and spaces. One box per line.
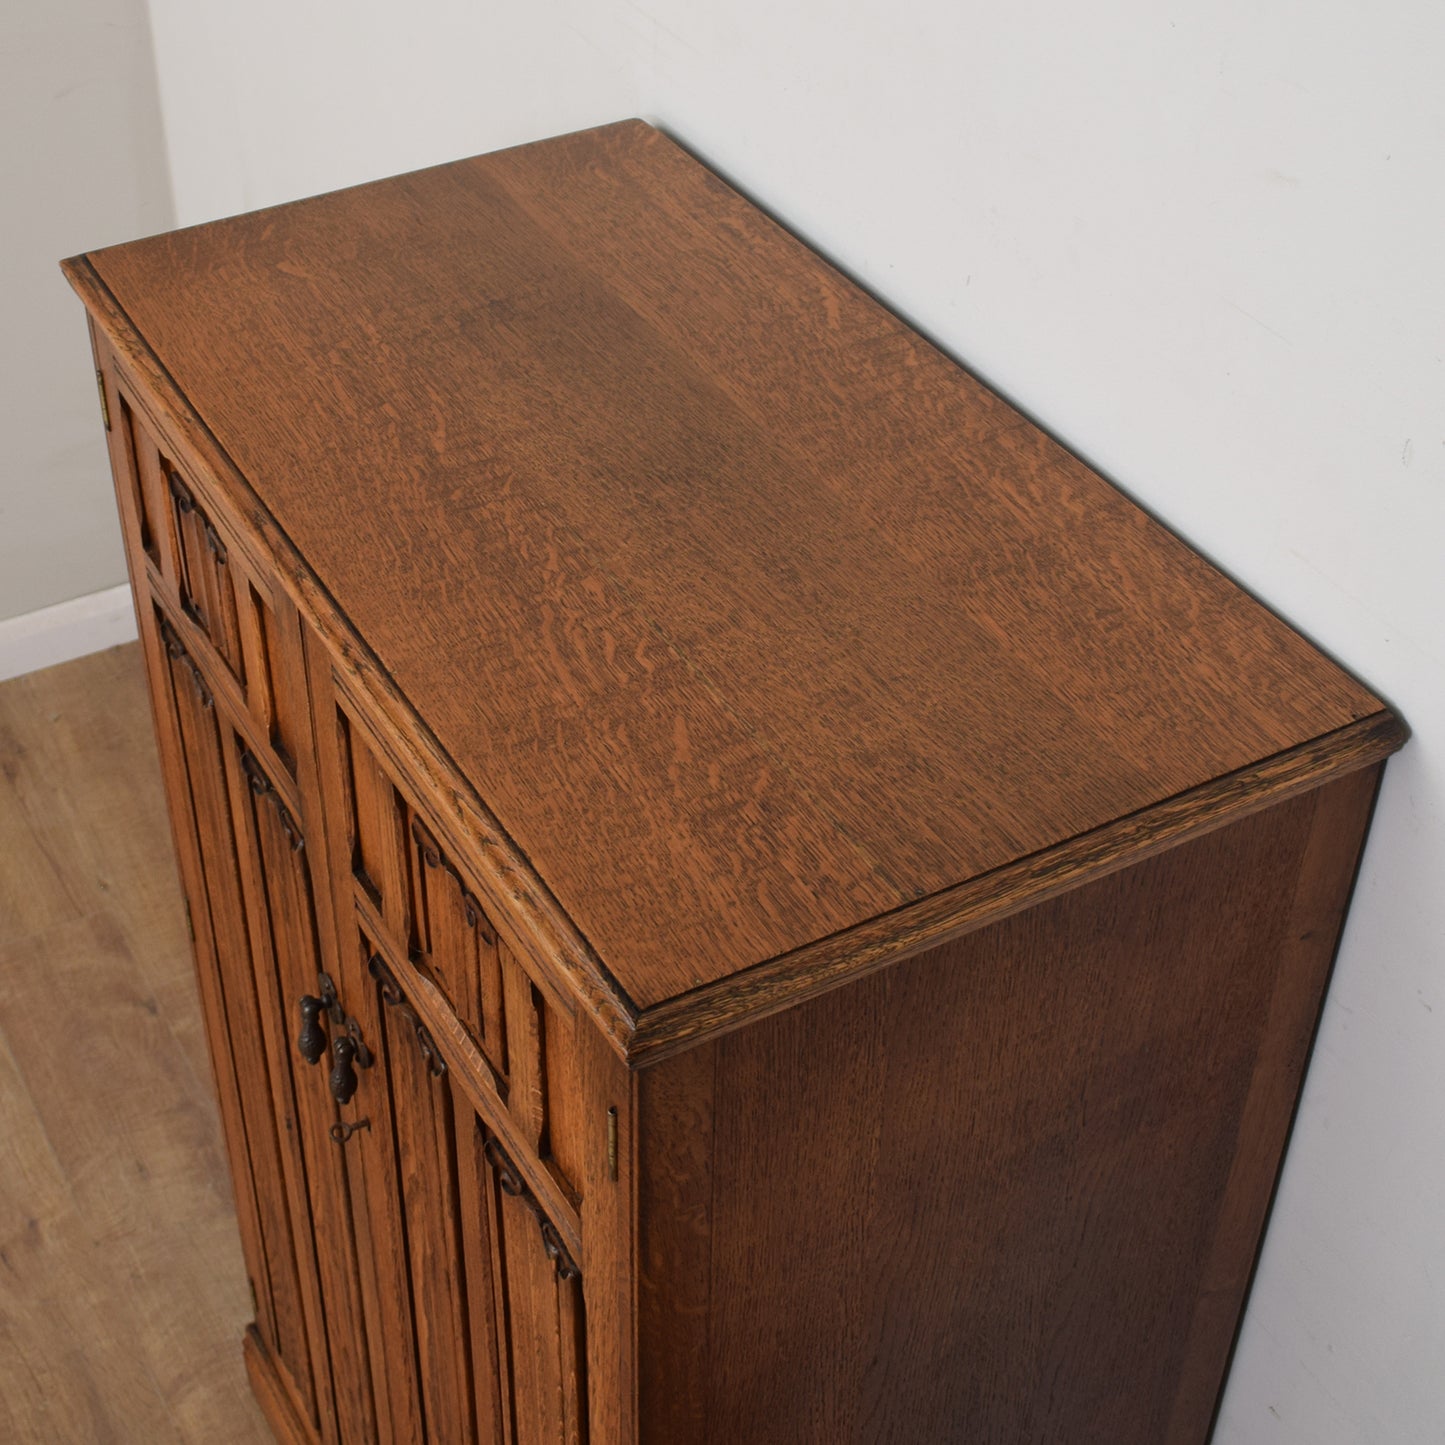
332, 693, 582, 1196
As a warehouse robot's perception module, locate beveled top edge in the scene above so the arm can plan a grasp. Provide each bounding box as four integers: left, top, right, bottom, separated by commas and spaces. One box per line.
621, 707, 1404, 1066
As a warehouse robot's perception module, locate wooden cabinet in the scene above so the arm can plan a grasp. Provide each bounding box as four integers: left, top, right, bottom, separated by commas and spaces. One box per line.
66, 120, 1404, 1444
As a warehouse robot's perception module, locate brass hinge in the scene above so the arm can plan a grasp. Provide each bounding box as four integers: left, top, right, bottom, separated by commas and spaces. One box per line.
606, 1105, 619, 1182
95, 369, 111, 431
183, 897, 195, 944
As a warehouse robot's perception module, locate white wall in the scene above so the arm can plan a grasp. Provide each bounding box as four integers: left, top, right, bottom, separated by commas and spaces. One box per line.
0, 0, 172, 622
145, 3, 1445, 1439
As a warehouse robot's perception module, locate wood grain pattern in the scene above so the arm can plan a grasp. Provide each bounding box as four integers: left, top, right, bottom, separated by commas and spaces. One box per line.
69, 119, 1394, 1022
78, 257, 1405, 1062
637, 766, 1381, 1443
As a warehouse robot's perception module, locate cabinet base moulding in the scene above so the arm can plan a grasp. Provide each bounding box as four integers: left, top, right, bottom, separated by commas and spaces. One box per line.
244, 1328, 319, 1445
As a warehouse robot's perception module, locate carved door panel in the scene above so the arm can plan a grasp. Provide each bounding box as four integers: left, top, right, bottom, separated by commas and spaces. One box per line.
332, 937, 588, 1445
479, 1131, 588, 1445
148, 615, 329, 1435
370, 948, 478, 1443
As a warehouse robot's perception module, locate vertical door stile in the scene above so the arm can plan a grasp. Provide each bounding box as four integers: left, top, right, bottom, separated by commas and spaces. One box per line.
221, 739, 341, 1445
557, 1276, 587, 1445
266, 590, 381, 1443
498, 1179, 566, 1445
574, 1020, 636, 1445
304, 631, 427, 1445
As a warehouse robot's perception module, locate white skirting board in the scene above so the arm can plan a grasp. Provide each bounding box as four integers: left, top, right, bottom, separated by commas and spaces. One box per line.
0, 583, 139, 683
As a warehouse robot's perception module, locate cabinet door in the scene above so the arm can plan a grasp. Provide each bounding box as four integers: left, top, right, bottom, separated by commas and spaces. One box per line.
144, 612, 375, 1443
148, 615, 328, 1432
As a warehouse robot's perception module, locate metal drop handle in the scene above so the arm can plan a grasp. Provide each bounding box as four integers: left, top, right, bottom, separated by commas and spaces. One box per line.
298, 995, 326, 1065
297, 973, 372, 1103
330, 1035, 360, 1105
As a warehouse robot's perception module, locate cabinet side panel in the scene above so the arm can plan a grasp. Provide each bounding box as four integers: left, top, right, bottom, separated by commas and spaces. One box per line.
637, 773, 1381, 1444
1164, 761, 1383, 1441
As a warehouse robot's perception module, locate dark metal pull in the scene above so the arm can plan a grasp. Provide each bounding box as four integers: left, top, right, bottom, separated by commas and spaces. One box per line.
298, 995, 326, 1065
330, 1036, 360, 1105
330, 1117, 371, 1145
297, 973, 372, 1083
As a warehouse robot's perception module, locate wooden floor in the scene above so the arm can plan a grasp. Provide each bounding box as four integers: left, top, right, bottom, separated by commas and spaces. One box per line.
0, 643, 270, 1443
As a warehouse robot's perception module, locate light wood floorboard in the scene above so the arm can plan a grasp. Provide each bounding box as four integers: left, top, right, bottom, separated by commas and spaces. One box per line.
0, 642, 270, 1443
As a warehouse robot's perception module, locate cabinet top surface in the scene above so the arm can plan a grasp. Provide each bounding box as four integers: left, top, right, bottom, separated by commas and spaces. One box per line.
78, 120, 1389, 1012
